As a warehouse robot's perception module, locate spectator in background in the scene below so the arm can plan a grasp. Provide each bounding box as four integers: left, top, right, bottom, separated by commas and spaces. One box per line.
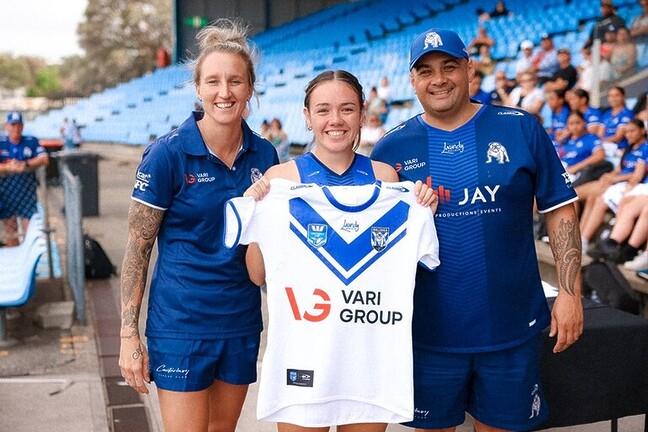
515, 40, 535, 78
60, 117, 75, 150
578, 118, 648, 251
366, 86, 389, 123
546, 89, 571, 145
544, 48, 579, 93
0, 112, 49, 246
490, 0, 512, 18
490, 70, 515, 105
476, 7, 491, 24
377, 76, 392, 105
499, 71, 545, 117
260, 119, 271, 140
469, 70, 493, 104
468, 25, 495, 57
268, 118, 290, 162
558, 111, 610, 187
575, 46, 612, 93
358, 112, 387, 156
474, 44, 496, 76
566, 88, 603, 135
610, 27, 638, 80
630, 0, 648, 45
598, 85, 634, 159
583, 0, 627, 50
532, 34, 559, 86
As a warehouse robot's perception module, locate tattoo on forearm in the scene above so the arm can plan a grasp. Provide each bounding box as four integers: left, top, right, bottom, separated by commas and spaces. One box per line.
120, 202, 163, 335
550, 218, 581, 296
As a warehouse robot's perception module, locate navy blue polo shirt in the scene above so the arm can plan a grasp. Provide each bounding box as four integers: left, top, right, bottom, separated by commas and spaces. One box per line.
132, 112, 278, 339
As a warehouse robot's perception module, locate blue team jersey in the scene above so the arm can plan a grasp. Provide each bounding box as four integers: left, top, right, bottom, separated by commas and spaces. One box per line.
583, 106, 602, 129
294, 152, 376, 185
372, 105, 577, 352
600, 107, 633, 149
549, 105, 570, 144
619, 141, 648, 181
131, 112, 279, 339
558, 133, 602, 167
0, 135, 46, 219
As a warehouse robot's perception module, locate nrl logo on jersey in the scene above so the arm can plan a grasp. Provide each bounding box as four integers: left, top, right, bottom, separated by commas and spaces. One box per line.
486, 142, 510, 164
307, 223, 328, 247
371, 227, 389, 251
424, 31, 443, 49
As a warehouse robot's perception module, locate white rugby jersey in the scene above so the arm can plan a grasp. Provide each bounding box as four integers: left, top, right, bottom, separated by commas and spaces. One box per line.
224, 179, 439, 427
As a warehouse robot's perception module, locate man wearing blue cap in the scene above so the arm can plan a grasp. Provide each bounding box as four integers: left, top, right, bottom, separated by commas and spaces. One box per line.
0, 112, 48, 246
372, 29, 583, 432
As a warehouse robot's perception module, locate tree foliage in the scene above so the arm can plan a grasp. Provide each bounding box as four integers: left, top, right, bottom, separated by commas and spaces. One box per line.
74, 0, 172, 96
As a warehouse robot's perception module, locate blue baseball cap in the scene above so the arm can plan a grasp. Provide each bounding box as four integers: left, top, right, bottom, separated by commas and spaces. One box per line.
6, 111, 23, 124
409, 29, 469, 70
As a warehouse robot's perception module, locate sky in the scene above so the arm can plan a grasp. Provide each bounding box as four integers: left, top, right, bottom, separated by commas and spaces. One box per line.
0, 0, 88, 63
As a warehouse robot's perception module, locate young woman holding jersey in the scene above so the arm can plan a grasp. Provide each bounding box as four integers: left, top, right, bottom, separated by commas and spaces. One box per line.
118, 18, 278, 432
244, 69, 436, 432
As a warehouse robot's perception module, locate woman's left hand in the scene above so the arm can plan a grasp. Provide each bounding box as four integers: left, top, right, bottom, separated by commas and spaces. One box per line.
414, 180, 438, 213
244, 177, 271, 201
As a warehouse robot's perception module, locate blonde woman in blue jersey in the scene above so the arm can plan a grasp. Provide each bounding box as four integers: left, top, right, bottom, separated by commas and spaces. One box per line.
245, 70, 436, 432
119, 18, 278, 432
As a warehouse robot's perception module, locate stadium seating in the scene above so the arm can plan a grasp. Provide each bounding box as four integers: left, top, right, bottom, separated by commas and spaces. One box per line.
25, 0, 648, 147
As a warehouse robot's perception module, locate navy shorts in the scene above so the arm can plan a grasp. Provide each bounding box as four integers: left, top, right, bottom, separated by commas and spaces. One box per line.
147, 333, 260, 392
406, 334, 548, 431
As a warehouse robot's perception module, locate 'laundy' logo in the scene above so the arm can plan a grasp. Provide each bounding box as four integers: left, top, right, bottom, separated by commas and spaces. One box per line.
486, 142, 509, 164
307, 224, 328, 247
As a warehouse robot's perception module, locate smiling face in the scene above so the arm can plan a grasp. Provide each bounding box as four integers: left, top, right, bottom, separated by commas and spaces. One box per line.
410, 51, 474, 122
303, 80, 364, 154
195, 51, 252, 128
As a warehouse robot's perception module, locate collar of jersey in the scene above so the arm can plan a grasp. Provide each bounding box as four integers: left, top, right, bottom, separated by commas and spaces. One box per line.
181, 111, 257, 156
321, 181, 381, 212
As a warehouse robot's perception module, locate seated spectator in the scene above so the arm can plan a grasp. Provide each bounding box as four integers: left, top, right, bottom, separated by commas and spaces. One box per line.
469, 70, 493, 105
473, 44, 496, 76
377, 76, 392, 106
490, 70, 515, 106
583, 0, 627, 50
566, 88, 604, 135
260, 119, 271, 141
490, 0, 512, 18
578, 119, 648, 251
610, 27, 637, 80
575, 46, 612, 93
546, 89, 571, 145
365, 86, 388, 123
476, 7, 491, 24
598, 85, 634, 159
358, 113, 386, 156
591, 194, 648, 264
532, 34, 559, 86
468, 25, 495, 57
515, 40, 535, 79
557, 111, 610, 186
630, 0, 648, 45
544, 48, 579, 92
499, 71, 545, 117
268, 118, 291, 162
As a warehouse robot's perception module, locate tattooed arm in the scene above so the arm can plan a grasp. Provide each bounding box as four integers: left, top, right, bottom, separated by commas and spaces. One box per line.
544, 202, 584, 353
118, 200, 164, 394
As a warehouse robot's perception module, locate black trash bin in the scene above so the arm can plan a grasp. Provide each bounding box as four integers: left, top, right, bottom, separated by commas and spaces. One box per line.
57, 152, 100, 217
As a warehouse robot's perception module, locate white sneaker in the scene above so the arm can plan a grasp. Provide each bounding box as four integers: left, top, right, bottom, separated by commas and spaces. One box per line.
623, 251, 648, 271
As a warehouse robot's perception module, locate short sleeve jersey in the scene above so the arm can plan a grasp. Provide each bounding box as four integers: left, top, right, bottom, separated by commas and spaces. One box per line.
559, 133, 602, 167
583, 106, 602, 129
224, 179, 439, 426
601, 106, 634, 149
131, 112, 278, 339
294, 152, 376, 185
619, 142, 648, 181
549, 105, 570, 144
0, 135, 46, 218
372, 105, 577, 352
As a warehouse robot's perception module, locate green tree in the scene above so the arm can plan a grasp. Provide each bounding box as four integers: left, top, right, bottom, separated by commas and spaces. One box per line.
74, 0, 172, 96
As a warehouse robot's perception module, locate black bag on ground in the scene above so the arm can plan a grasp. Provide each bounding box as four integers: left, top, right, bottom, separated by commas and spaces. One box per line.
84, 234, 116, 279
582, 260, 642, 314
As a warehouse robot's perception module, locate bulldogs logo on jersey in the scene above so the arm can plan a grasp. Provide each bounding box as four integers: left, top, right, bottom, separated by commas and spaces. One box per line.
307, 223, 328, 247
486, 142, 510, 164
371, 227, 389, 251
250, 168, 263, 183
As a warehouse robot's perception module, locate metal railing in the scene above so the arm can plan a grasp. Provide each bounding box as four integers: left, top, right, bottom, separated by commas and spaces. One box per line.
60, 164, 86, 325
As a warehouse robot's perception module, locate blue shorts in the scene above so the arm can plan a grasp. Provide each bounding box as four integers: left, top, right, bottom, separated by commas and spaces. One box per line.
405, 334, 548, 431
147, 333, 260, 392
